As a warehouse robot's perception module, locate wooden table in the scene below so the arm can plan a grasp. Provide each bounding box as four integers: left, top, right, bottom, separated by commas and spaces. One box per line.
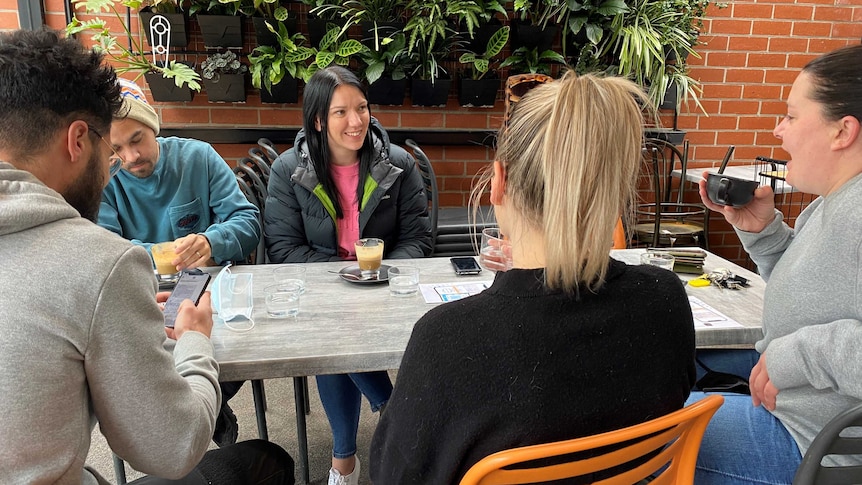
206, 249, 765, 483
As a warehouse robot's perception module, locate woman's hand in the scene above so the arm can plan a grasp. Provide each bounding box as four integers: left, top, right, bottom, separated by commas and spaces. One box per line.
750, 353, 779, 411
698, 171, 776, 233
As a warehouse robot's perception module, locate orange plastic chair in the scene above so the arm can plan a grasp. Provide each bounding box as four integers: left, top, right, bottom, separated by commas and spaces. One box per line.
613, 217, 627, 249
459, 394, 724, 485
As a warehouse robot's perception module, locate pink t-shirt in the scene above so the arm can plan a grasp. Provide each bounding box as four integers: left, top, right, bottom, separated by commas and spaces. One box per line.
331, 162, 361, 259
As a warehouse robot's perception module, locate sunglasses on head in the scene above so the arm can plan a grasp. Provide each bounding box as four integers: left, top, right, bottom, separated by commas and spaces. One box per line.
504, 73, 554, 126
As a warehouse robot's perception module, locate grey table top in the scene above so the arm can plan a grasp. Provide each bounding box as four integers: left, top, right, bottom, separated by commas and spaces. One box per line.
210, 250, 765, 381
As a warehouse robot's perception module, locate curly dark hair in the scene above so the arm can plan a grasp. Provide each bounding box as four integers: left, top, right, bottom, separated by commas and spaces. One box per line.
0, 29, 122, 161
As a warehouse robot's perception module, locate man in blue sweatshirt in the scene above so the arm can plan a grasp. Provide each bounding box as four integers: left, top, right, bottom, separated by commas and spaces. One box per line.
98, 79, 260, 447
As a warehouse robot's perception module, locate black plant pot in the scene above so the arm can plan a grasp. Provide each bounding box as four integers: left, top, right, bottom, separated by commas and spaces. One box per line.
252, 17, 298, 47
197, 14, 243, 49
204, 73, 247, 103
260, 76, 299, 104
360, 21, 405, 51
307, 16, 348, 47
462, 18, 502, 53
140, 8, 188, 47
660, 82, 679, 111
145, 71, 194, 102
458, 77, 500, 108
411, 78, 451, 107
367, 77, 407, 106
511, 20, 558, 52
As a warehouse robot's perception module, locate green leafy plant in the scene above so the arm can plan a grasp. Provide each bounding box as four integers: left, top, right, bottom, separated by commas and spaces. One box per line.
140, 0, 182, 13
250, 0, 288, 19
474, 0, 506, 23
249, 21, 316, 93
512, 0, 566, 28
310, 0, 407, 36
403, 0, 481, 56
564, 0, 628, 47
65, 0, 201, 91
357, 31, 412, 84
303, 24, 365, 81
398, 25, 462, 82
189, 0, 246, 16
201, 50, 248, 80
458, 25, 508, 80
500, 45, 566, 75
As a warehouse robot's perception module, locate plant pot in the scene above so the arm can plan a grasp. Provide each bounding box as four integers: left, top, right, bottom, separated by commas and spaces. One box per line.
260, 76, 299, 104
253, 17, 298, 47
203, 73, 247, 103
360, 21, 405, 51
145, 71, 194, 102
367, 77, 407, 106
458, 77, 499, 108
411, 78, 451, 107
307, 15, 348, 47
197, 14, 243, 49
462, 18, 502, 53
660, 82, 679, 111
140, 8, 189, 48
511, 20, 558, 52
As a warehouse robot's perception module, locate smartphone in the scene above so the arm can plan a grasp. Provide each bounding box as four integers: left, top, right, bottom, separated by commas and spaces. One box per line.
163, 270, 211, 328
450, 256, 482, 275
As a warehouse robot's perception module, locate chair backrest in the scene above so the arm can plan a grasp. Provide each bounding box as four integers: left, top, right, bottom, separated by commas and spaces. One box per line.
241, 154, 270, 183
459, 394, 724, 485
793, 402, 862, 485
404, 138, 439, 251
234, 164, 268, 212
257, 137, 280, 161
249, 146, 274, 167
235, 176, 266, 265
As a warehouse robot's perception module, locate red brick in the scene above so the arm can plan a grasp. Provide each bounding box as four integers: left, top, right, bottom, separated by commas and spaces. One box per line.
709, 19, 753, 35
437, 192, 466, 208
832, 22, 862, 39
441, 176, 476, 192
212, 144, 252, 160
432, 161, 466, 176
371, 112, 400, 128
686, 131, 717, 147
0, 0, 17, 9
717, 131, 756, 145
725, 69, 765, 84
773, 5, 814, 20
755, 131, 782, 146
704, 84, 742, 99
854, 6, 862, 21
209, 107, 260, 125
0, 11, 17, 29
401, 113, 444, 128
732, 3, 774, 19
698, 35, 729, 51
787, 53, 819, 68
465, 161, 493, 177
765, 69, 799, 84
161, 107, 211, 125
808, 38, 856, 54
747, 53, 788, 68
259, 109, 303, 126
444, 113, 491, 129
761, 101, 788, 115
445, 146, 491, 160
694, 146, 739, 163
739, 116, 781, 130
691, 68, 726, 83
705, 52, 748, 67
728, 36, 769, 51
719, 100, 759, 115
752, 20, 793, 36
698, 116, 738, 130
791, 21, 833, 37
813, 6, 852, 22
768, 37, 810, 53
44, 12, 68, 30
742, 84, 783, 100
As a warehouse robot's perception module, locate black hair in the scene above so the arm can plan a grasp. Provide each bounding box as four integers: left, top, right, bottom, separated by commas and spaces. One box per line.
802, 44, 862, 122
0, 29, 121, 161
301, 66, 374, 219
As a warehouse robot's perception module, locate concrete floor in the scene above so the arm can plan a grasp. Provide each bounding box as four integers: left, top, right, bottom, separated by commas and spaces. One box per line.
86, 374, 390, 484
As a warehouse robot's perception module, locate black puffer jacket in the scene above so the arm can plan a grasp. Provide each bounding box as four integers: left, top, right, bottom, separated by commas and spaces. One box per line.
264, 119, 432, 263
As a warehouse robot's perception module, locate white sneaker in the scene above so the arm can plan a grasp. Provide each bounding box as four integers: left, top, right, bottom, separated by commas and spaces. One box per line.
328, 457, 360, 485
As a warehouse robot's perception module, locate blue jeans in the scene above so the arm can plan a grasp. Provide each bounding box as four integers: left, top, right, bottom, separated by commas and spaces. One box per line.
688, 350, 802, 484
316, 371, 392, 459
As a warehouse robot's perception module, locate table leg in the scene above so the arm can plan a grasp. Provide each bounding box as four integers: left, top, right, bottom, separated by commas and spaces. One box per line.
294, 376, 310, 484
251, 379, 269, 441
112, 454, 127, 484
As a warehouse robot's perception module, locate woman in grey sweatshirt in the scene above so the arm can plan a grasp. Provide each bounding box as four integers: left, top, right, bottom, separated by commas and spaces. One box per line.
688, 44, 862, 485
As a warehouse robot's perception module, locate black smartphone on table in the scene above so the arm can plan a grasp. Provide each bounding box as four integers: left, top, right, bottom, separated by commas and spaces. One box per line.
163, 270, 211, 328
450, 256, 482, 275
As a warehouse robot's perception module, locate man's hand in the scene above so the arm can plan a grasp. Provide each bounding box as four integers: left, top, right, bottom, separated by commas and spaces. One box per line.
173, 234, 215, 270
698, 171, 776, 233
750, 353, 779, 411
166, 292, 214, 340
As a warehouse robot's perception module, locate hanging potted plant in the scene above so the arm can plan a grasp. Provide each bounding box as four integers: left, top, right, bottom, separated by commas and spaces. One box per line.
357, 31, 413, 105
201, 50, 248, 102
300, 24, 365, 81
511, 0, 565, 52
249, 0, 297, 47
302, 0, 350, 46
139, 0, 189, 47
311, 0, 408, 52
457, 25, 508, 107
191, 0, 245, 49
66, 0, 201, 101
461, 0, 507, 53
249, 21, 316, 103
500, 45, 566, 76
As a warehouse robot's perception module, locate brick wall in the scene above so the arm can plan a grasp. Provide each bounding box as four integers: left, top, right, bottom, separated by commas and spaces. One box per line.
2, 0, 861, 264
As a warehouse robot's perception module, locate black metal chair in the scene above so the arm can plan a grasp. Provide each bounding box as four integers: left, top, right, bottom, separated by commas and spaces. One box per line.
632, 138, 710, 249
248, 146, 274, 170
404, 138, 439, 253
234, 164, 268, 215
257, 137, 280, 161
792, 402, 862, 485
240, 155, 270, 185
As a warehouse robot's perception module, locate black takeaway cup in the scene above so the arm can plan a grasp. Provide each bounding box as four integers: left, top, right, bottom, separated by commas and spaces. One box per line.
706, 173, 759, 207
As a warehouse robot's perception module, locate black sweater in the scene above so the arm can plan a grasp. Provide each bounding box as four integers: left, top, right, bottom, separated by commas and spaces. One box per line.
370, 260, 696, 484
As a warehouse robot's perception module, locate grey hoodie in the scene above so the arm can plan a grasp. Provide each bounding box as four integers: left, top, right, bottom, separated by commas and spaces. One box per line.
738, 172, 862, 465
0, 162, 220, 484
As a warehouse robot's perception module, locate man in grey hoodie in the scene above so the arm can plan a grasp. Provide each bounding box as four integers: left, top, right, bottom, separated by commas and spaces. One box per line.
0, 29, 293, 484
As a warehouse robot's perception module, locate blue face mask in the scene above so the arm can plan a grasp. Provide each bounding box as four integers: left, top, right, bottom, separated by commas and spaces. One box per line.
210, 265, 254, 327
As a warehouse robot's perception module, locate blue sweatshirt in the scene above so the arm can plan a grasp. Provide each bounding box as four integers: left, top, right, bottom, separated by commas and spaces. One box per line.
98, 137, 260, 264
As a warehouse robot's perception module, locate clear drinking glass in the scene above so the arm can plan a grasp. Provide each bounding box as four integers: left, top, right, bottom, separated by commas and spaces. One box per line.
274, 265, 307, 294
478, 228, 512, 272
264, 282, 302, 318
388, 266, 420, 297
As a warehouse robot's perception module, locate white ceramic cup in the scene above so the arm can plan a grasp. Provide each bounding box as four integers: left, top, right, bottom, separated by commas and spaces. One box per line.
388, 265, 420, 297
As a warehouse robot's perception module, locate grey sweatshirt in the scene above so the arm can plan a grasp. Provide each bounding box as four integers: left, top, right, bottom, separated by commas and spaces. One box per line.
738, 172, 862, 465
0, 162, 220, 484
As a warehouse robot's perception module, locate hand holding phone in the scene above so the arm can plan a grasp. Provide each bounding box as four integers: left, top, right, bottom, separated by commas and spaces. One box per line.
451, 256, 482, 275
163, 270, 211, 328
